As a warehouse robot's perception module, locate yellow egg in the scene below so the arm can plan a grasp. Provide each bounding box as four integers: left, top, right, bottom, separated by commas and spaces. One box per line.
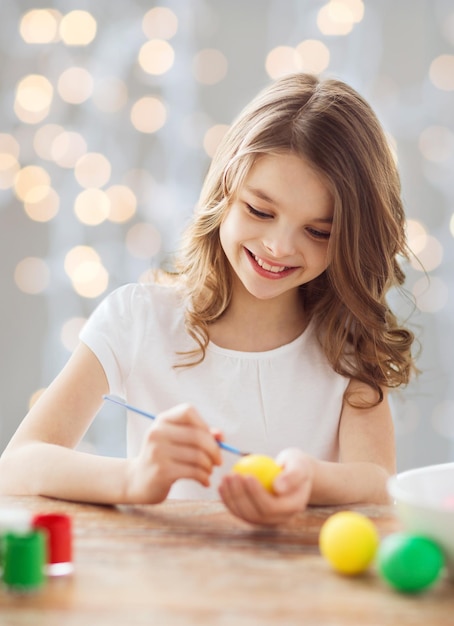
232, 454, 282, 492
319, 511, 379, 575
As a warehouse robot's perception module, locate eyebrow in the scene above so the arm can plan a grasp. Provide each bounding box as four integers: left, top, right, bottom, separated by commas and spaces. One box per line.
244, 185, 333, 224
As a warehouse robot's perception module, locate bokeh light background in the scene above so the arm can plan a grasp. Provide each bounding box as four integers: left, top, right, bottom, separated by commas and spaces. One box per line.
0, 0, 453, 470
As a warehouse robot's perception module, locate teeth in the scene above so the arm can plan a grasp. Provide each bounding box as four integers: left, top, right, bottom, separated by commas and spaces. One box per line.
254, 254, 288, 273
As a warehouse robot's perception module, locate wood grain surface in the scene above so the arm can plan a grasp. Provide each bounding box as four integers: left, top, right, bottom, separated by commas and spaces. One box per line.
0, 496, 452, 625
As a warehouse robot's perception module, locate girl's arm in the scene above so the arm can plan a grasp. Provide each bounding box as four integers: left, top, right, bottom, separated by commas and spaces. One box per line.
0, 343, 221, 504
219, 380, 395, 525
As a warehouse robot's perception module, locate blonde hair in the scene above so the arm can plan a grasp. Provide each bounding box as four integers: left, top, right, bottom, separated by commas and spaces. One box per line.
173, 73, 415, 405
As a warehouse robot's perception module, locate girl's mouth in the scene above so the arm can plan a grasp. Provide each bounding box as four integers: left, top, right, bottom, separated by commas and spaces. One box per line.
245, 248, 297, 278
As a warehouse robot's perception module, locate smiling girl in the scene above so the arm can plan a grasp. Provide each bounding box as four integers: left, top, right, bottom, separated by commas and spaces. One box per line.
0, 73, 416, 525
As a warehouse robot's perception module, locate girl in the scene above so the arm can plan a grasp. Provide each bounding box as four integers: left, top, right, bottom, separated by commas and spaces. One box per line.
0, 73, 415, 526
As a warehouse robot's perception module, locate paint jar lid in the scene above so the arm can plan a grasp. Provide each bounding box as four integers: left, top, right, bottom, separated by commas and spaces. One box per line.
3, 530, 46, 591
32, 513, 73, 575
0, 508, 33, 534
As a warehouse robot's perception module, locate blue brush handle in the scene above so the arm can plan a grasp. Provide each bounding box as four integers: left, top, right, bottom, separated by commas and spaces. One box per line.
103, 395, 245, 456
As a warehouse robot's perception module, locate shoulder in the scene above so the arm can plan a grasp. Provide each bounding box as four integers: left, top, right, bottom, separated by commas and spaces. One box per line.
106, 280, 183, 311
85, 280, 185, 330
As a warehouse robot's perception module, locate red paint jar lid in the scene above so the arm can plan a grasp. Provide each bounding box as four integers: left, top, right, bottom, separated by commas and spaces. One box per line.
32, 513, 72, 568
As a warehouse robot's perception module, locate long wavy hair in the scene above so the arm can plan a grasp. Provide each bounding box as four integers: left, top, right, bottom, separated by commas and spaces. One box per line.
172, 72, 416, 406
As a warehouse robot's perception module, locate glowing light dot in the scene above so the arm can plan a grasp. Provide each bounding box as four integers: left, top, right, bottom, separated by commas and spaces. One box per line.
14, 74, 53, 123
20, 9, 61, 44
412, 276, 448, 313
74, 153, 111, 188
130, 97, 166, 134
126, 222, 161, 259
406, 219, 428, 255
64, 246, 100, 278
51, 131, 87, 168
295, 39, 330, 74
14, 257, 50, 294
0, 133, 20, 159
60, 317, 87, 352
203, 124, 229, 157
106, 185, 137, 223
74, 189, 110, 225
410, 235, 443, 272
64, 246, 109, 298
429, 54, 454, 91
57, 67, 94, 104
138, 39, 175, 75
33, 124, 64, 160
60, 10, 97, 46
193, 49, 228, 85
142, 7, 178, 40
419, 125, 454, 162
265, 46, 299, 79
14, 165, 51, 202
0, 154, 20, 190
24, 186, 60, 222
71, 261, 109, 298
317, 1, 355, 36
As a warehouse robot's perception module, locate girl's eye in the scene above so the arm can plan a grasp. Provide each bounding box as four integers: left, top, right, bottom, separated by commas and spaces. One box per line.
246, 204, 272, 219
307, 227, 331, 241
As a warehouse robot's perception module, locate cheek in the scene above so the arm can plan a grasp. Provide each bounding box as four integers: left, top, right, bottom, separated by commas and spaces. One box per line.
219, 210, 243, 248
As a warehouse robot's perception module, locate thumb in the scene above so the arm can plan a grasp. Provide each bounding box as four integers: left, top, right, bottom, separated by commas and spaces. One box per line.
273, 449, 313, 494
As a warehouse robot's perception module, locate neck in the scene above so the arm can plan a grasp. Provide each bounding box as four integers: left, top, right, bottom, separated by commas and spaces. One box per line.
208, 282, 306, 352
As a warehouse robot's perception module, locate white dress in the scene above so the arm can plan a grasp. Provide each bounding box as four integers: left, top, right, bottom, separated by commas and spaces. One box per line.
79, 282, 349, 499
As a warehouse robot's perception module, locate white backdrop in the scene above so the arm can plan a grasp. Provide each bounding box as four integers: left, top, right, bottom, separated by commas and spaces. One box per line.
0, 0, 453, 470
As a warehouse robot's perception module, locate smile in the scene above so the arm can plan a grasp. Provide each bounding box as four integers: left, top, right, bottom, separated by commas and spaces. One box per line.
245, 248, 296, 277
253, 254, 289, 273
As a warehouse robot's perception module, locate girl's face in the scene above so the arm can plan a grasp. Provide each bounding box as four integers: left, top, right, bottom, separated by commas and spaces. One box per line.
219, 152, 333, 303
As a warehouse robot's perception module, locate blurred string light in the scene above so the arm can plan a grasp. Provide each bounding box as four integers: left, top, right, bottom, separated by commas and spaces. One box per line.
59, 10, 97, 46
0, 134, 20, 190
412, 276, 448, 313
203, 124, 229, 158
19, 9, 61, 44
406, 219, 446, 313
64, 246, 108, 298
419, 125, 454, 162
142, 6, 178, 39
14, 257, 50, 294
14, 74, 53, 124
429, 54, 454, 91
193, 49, 228, 84
263, 0, 363, 79
317, 0, 364, 36
265, 39, 330, 79
138, 39, 175, 75
57, 67, 94, 104
61, 317, 87, 352
130, 96, 167, 133
3, 0, 451, 379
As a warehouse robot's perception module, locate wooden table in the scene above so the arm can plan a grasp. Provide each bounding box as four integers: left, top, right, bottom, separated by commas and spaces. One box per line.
0, 496, 452, 625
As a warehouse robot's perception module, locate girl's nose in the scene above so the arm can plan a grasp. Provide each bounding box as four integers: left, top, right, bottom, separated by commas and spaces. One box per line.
263, 227, 298, 259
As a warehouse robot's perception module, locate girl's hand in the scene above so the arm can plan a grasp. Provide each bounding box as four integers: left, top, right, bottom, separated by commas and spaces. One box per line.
218, 448, 314, 526
124, 403, 222, 504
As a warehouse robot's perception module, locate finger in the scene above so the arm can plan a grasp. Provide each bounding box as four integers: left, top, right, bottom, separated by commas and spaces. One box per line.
220, 475, 276, 525
156, 406, 222, 465
151, 420, 222, 466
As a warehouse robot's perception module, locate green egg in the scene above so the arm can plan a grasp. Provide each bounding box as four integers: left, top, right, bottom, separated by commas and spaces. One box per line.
377, 533, 444, 593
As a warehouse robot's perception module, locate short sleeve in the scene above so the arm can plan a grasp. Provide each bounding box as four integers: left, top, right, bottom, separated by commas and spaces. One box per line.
79, 284, 138, 397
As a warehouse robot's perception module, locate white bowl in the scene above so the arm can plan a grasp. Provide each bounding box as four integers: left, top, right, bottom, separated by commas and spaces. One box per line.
387, 462, 454, 577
